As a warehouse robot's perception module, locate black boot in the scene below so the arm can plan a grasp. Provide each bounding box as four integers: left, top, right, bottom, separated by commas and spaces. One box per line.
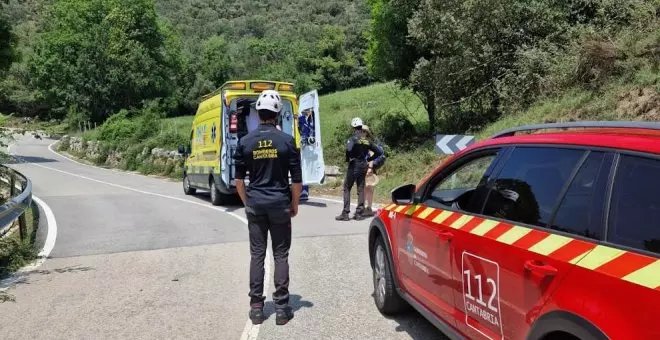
335, 213, 350, 221
249, 305, 264, 325
275, 307, 294, 325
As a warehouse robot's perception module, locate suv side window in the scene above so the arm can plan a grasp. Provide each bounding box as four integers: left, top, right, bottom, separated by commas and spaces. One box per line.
608, 155, 660, 255
424, 151, 500, 214
482, 147, 585, 228
549, 152, 613, 240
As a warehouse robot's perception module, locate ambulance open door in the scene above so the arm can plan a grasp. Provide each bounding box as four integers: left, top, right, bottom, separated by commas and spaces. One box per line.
298, 90, 325, 185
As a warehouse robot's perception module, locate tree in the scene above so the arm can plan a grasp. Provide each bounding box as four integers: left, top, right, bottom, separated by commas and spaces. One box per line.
29, 0, 181, 123
365, 0, 437, 131
0, 12, 15, 74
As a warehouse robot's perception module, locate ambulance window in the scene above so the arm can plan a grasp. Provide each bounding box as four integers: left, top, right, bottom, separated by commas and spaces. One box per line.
608, 155, 660, 255
549, 151, 612, 240
482, 147, 585, 228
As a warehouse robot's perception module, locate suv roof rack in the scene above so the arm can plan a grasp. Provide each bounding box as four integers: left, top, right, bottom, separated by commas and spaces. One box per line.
490, 121, 660, 139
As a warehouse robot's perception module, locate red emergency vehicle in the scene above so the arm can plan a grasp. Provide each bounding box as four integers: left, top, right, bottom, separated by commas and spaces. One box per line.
368, 121, 660, 340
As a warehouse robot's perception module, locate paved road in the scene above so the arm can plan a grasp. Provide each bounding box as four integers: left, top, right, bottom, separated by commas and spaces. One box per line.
0, 135, 445, 340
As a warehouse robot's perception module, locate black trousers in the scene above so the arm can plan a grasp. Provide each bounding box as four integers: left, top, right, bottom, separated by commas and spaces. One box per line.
342, 161, 368, 214
247, 205, 292, 310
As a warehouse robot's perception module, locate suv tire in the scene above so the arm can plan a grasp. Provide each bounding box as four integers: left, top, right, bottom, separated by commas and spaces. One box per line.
183, 174, 196, 195
372, 236, 407, 315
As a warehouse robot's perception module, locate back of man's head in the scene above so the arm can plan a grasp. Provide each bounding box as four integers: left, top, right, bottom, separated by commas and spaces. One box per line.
256, 90, 282, 122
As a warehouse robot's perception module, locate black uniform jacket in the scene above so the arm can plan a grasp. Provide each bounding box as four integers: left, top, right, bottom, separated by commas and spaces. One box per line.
234, 123, 303, 208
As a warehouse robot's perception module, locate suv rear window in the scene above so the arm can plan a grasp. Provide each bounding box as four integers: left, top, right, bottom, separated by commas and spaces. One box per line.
549, 151, 612, 240
482, 147, 585, 228
608, 154, 660, 255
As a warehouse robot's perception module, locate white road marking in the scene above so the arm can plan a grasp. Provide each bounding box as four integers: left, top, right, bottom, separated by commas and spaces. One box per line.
0, 195, 58, 291
240, 251, 271, 340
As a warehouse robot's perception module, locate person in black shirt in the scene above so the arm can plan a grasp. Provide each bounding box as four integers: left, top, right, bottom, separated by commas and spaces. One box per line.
336, 117, 383, 221
234, 90, 302, 326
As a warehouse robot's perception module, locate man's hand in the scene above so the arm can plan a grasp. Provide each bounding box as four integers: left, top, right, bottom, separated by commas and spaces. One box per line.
367, 167, 373, 175
235, 179, 248, 207
290, 203, 298, 218
290, 182, 302, 218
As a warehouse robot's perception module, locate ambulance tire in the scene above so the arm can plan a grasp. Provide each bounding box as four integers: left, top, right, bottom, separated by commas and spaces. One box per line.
183, 173, 196, 195
210, 179, 225, 206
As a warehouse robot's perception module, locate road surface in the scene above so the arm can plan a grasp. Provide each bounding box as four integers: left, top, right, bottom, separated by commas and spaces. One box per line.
0, 135, 445, 340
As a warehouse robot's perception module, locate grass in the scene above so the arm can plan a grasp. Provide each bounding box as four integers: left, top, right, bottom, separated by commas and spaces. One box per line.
0, 202, 39, 280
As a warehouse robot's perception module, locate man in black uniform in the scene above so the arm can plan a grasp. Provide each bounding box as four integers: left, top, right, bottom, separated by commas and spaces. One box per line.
336, 117, 383, 221
234, 90, 302, 326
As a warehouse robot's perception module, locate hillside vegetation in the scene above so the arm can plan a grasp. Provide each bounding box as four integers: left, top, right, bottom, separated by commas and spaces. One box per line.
2, 0, 659, 202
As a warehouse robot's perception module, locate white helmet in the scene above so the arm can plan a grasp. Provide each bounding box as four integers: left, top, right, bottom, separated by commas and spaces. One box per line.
351, 117, 363, 128
256, 90, 282, 113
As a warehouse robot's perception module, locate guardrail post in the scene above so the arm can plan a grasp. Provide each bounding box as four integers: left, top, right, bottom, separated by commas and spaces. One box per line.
9, 171, 15, 197
18, 212, 26, 242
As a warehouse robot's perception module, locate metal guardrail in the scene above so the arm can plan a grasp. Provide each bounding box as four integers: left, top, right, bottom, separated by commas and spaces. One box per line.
0, 165, 32, 240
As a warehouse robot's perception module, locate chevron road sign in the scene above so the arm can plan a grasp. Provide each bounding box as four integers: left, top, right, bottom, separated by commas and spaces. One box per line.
435, 134, 476, 155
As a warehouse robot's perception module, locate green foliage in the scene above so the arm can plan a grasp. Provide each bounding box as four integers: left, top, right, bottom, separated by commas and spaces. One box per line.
366, 0, 660, 133
375, 112, 415, 147
27, 0, 180, 122
0, 203, 38, 278
0, 12, 16, 73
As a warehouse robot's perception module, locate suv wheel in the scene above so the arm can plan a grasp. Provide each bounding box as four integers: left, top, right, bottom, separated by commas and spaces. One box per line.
183, 174, 196, 195
210, 180, 223, 206
373, 236, 407, 315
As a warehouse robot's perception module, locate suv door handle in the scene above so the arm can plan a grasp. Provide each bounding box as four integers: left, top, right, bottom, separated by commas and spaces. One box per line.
436, 230, 454, 241
524, 260, 558, 277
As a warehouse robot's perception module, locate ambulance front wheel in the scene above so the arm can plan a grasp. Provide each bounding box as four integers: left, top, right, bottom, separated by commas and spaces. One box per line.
183, 173, 196, 195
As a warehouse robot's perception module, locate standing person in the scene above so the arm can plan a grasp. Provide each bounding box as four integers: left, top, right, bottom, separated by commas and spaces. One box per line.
234, 90, 302, 326
336, 117, 383, 221
362, 125, 383, 217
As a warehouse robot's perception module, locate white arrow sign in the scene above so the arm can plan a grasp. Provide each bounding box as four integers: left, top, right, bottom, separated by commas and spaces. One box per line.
435, 134, 476, 155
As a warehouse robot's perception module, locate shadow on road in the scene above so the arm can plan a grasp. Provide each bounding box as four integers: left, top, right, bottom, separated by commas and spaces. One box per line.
370, 292, 449, 340
186, 192, 245, 212
4, 155, 57, 164
263, 294, 314, 319
300, 200, 327, 208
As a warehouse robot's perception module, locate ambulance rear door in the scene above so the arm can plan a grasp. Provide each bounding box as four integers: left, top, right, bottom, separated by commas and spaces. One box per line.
297, 90, 325, 185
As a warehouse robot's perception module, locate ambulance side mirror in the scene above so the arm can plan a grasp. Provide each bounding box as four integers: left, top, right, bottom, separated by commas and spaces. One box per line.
391, 184, 416, 205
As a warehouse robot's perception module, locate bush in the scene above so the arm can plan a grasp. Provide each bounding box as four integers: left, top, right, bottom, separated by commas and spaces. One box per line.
98, 110, 139, 147
376, 112, 415, 147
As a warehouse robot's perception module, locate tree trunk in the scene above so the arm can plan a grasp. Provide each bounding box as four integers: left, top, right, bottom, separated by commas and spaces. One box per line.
425, 92, 436, 135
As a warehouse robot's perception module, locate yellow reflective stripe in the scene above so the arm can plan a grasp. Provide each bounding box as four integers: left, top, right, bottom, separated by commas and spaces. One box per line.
394, 205, 408, 213
470, 220, 499, 236
622, 260, 660, 289
450, 215, 473, 229
528, 234, 573, 256
497, 226, 531, 245
417, 207, 436, 220
384, 204, 397, 211
431, 210, 453, 224
569, 251, 592, 264
575, 246, 626, 270
406, 205, 422, 215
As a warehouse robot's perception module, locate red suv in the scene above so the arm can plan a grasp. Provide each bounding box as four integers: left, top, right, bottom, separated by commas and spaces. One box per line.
368, 121, 660, 340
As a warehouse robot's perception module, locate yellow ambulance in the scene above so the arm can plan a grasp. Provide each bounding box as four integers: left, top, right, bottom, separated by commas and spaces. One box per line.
178, 80, 325, 205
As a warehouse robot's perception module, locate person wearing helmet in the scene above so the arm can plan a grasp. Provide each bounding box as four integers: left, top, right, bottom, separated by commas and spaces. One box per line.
336, 117, 383, 221
233, 89, 302, 326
